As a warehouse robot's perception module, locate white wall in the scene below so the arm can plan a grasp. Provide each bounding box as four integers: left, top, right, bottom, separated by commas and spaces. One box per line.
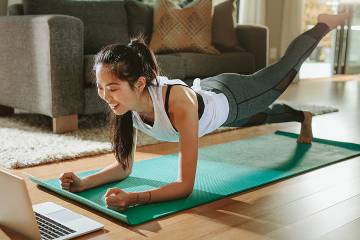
8, 0, 21, 5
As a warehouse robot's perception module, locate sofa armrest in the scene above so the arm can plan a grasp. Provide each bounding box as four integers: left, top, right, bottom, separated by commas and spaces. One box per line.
0, 15, 84, 117
235, 24, 269, 71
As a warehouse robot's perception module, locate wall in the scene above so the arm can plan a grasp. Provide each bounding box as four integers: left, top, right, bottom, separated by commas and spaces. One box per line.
1, 0, 22, 15
8, 0, 21, 5
265, 0, 284, 64
0, 0, 8, 15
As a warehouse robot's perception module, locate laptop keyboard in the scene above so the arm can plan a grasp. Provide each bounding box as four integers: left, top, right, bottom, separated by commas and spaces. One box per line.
35, 212, 76, 240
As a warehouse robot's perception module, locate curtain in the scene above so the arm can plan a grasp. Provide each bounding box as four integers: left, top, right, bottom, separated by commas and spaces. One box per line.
280, 0, 305, 56
238, 0, 266, 25
280, 0, 305, 82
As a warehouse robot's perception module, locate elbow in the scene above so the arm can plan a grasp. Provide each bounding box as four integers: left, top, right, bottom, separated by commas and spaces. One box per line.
183, 189, 193, 198
175, 179, 194, 197
121, 162, 132, 178
117, 165, 131, 181
179, 183, 194, 198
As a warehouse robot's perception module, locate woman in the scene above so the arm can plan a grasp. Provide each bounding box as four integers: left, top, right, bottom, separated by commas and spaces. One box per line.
59, 14, 348, 211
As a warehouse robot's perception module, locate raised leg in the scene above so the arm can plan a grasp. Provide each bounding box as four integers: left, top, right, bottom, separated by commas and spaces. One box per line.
202, 14, 348, 126
52, 114, 78, 134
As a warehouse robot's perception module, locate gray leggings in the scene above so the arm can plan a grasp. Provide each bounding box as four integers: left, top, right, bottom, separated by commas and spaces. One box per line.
200, 23, 330, 127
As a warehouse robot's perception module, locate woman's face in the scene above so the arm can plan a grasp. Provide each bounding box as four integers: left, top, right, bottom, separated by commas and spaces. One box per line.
96, 64, 139, 115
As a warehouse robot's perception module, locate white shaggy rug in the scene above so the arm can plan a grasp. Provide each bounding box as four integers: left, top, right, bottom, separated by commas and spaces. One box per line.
0, 101, 338, 169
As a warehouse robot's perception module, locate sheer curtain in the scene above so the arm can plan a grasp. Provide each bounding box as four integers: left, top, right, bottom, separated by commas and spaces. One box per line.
238, 0, 305, 51
280, 0, 305, 56
238, 0, 305, 81
280, 0, 305, 82
238, 0, 266, 25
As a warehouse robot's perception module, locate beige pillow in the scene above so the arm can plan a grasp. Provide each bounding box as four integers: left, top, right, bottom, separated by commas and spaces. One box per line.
149, 0, 220, 54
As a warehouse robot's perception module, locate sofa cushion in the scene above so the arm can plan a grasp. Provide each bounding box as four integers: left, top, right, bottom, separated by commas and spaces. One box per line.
178, 52, 256, 78
85, 52, 255, 85
149, 0, 220, 55
23, 0, 129, 55
125, 0, 153, 44
155, 54, 187, 80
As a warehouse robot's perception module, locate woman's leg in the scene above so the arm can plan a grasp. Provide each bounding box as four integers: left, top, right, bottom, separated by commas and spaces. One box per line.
226, 104, 305, 127
226, 104, 313, 143
200, 14, 348, 126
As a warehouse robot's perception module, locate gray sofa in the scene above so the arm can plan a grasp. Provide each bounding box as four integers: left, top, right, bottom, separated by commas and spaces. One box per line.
0, 0, 268, 133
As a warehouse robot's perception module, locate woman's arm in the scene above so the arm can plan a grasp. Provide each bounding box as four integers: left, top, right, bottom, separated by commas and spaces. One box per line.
60, 129, 137, 192
125, 87, 199, 205
83, 129, 137, 189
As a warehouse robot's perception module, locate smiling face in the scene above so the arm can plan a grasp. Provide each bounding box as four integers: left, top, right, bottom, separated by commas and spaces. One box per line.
96, 64, 141, 115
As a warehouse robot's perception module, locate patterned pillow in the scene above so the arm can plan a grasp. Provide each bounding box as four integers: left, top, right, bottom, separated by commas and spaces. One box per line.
149, 0, 220, 55
180, 0, 244, 52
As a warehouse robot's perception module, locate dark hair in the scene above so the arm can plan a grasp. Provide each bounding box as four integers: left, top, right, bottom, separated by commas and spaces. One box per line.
93, 34, 160, 171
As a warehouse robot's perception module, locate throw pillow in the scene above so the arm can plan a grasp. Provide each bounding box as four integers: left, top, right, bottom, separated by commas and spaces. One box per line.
180, 0, 244, 52
23, 0, 130, 55
212, 0, 244, 51
149, 0, 220, 55
125, 0, 153, 44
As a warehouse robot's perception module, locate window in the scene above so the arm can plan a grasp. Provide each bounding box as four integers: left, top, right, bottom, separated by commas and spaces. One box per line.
300, 0, 338, 78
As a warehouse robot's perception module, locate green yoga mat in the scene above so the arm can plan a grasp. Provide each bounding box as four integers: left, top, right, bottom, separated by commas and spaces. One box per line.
30, 131, 360, 225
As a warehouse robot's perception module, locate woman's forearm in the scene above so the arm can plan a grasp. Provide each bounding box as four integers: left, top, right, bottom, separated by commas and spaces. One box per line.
82, 161, 131, 190
127, 181, 192, 205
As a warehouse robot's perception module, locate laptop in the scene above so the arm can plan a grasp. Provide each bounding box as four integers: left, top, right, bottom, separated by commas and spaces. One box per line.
0, 168, 104, 240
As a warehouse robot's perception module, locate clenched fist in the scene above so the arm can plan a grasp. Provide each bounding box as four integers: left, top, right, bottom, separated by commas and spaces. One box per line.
104, 188, 130, 211
59, 172, 86, 192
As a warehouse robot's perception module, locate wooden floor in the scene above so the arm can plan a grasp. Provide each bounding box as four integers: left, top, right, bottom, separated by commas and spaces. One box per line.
3, 75, 360, 239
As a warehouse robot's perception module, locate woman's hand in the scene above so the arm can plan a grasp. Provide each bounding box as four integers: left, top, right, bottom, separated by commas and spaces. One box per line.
59, 172, 86, 192
104, 188, 130, 211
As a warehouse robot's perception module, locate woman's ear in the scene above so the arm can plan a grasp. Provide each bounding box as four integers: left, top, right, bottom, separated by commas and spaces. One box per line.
135, 76, 147, 92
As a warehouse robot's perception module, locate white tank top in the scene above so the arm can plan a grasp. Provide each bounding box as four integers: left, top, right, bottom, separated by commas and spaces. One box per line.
132, 76, 229, 142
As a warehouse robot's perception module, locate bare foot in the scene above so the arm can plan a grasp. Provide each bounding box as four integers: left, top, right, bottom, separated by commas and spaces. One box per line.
297, 111, 313, 144
317, 13, 350, 30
